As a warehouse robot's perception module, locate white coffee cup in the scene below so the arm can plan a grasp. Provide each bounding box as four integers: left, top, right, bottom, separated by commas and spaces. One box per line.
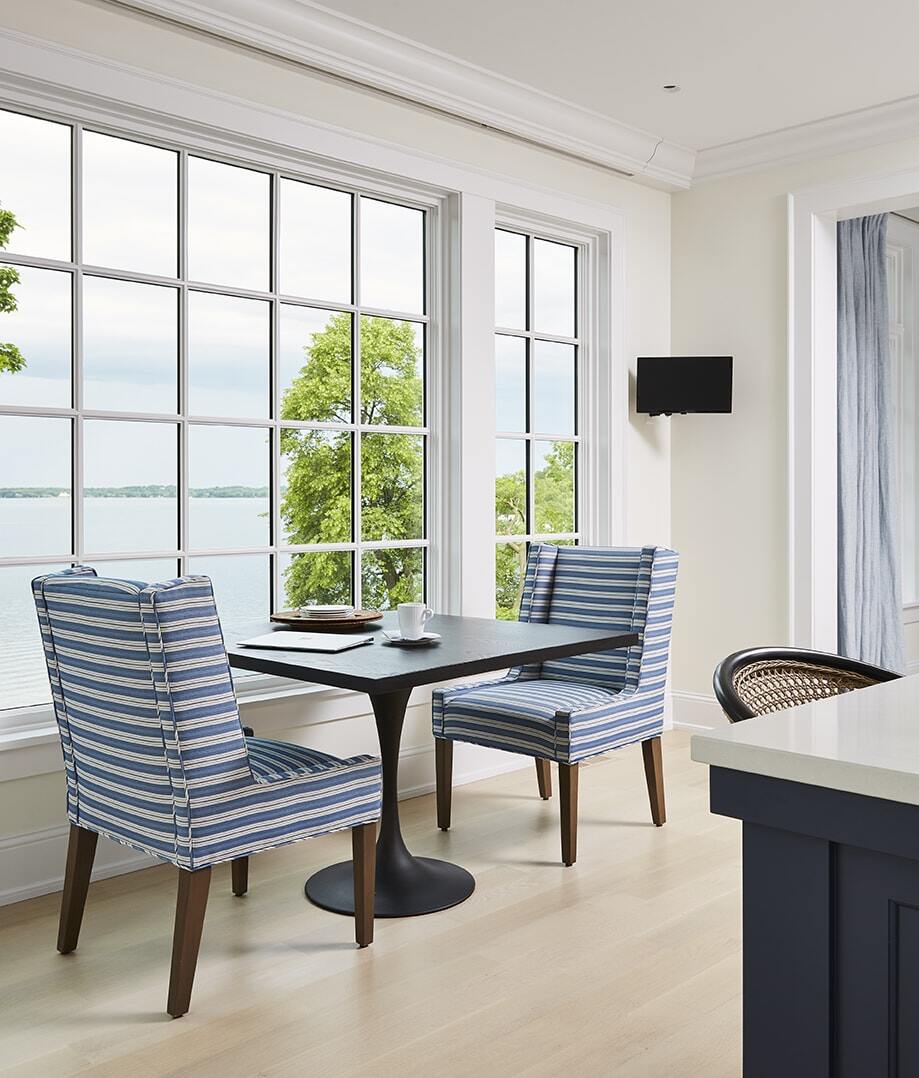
398, 602, 434, 640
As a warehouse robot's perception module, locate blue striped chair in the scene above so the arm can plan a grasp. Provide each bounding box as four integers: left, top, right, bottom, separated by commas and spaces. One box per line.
32, 566, 382, 1017
433, 545, 678, 865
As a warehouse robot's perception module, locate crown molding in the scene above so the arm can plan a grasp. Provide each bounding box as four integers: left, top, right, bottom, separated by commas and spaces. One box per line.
113, 0, 695, 189
695, 94, 919, 182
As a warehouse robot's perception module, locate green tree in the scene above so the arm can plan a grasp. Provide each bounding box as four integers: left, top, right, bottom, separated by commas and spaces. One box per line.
279, 313, 424, 609
494, 441, 575, 620
0, 204, 24, 375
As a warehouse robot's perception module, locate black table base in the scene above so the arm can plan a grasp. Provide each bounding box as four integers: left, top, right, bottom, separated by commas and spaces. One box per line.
306, 855, 474, 918
305, 687, 475, 918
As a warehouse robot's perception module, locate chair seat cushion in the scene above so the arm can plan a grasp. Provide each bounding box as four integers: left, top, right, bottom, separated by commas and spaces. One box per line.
246, 737, 374, 783
437, 679, 620, 759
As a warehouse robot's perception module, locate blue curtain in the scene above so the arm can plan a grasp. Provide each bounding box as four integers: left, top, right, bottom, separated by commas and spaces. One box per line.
837, 213, 904, 671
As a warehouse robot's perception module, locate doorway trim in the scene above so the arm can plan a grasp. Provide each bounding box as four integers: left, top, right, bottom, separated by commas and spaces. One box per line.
788, 166, 919, 650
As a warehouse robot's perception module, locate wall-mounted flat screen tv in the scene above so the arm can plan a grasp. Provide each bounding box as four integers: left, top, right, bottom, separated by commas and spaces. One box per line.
636, 356, 733, 415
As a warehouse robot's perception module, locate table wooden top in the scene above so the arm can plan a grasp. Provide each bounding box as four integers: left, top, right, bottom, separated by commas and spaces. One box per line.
227, 612, 638, 695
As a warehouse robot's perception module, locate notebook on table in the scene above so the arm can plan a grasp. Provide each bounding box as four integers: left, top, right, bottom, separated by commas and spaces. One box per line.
237, 631, 375, 653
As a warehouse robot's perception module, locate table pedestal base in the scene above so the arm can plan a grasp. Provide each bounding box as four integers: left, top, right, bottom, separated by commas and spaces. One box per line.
305, 687, 476, 918
306, 854, 474, 918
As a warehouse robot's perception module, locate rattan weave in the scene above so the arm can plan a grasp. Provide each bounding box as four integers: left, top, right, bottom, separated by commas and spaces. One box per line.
731, 659, 884, 716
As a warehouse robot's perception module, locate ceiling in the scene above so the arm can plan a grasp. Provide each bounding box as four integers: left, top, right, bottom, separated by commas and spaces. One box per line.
315, 0, 919, 152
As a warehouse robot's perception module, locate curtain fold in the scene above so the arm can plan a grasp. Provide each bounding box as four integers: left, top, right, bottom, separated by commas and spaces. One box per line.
837, 213, 905, 672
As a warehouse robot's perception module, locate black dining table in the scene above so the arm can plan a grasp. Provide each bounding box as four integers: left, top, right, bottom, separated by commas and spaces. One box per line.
227, 612, 638, 918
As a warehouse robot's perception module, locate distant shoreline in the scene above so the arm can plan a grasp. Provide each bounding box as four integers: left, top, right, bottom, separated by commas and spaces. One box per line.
0, 486, 269, 499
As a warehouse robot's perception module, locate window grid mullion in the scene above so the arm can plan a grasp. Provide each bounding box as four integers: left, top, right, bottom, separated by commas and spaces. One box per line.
270, 168, 281, 610
352, 192, 363, 609
71, 121, 84, 566
178, 149, 190, 571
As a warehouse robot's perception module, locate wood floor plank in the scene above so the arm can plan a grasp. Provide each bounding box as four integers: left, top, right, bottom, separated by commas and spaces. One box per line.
0, 732, 741, 1077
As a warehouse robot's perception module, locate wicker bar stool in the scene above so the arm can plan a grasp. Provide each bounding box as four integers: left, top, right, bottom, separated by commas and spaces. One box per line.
713, 647, 901, 723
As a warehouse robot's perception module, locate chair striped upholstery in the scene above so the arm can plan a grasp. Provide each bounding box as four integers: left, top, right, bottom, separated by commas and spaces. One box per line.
433, 545, 678, 764
33, 567, 382, 871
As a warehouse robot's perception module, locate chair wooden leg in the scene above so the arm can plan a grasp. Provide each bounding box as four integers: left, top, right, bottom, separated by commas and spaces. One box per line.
535, 758, 552, 800
352, 822, 376, 948
559, 763, 579, 866
231, 857, 248, 897
167, 866, 211, 1019
435, 737, 453, 831
57, 824, 98, 954
642, 735, 666, 827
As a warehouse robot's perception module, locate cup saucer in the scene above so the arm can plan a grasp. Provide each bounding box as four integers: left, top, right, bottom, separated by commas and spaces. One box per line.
381, 630, 441, 647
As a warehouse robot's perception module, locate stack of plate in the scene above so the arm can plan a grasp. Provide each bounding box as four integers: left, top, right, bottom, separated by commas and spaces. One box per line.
298, 604, 355, 620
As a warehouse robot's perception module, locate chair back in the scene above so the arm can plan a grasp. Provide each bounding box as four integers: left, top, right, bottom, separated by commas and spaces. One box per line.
516, 545, 678, 693
32, 566, 252, 864
713, 647, 901, 722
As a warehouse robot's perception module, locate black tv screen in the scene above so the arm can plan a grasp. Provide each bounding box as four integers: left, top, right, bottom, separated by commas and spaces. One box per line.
636, 356, 733, 415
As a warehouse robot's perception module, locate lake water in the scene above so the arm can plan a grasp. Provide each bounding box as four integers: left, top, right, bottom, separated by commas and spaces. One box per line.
1, 498, 276, 711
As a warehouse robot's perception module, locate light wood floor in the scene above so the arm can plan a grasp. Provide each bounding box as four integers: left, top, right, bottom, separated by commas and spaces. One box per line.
0, 730, 742, 1077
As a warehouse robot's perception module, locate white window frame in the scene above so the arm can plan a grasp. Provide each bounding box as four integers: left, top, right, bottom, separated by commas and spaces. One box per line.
0, 31, 628, 751
0, 106, 445, 732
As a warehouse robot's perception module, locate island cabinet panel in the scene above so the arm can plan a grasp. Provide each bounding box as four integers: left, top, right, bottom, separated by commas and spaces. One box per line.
710, 767, 919, 1077
836, 845, 919, 1076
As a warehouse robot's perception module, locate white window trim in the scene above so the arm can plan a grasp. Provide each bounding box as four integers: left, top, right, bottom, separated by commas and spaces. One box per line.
0, 28, 628, 751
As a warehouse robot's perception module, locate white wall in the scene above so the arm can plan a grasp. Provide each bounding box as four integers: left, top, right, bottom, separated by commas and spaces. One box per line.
671, 132, 919, 710
0, 0, 672, 902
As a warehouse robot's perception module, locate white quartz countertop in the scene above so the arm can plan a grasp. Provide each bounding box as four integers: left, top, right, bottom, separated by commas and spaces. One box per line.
690, 674, 919, 806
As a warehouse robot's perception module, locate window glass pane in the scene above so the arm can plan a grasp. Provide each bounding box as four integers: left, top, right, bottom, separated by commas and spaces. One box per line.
188, 292, 269, 418
94, 558, 179, 584
496, 439, 526, 537
360, 198, 424, 314
495, 335, 526, 433
187, 554, 269, 648
534, 440, 575, 534
534, 239, 575, 337
83, 420, 177, 553
533, 341, 575, 435
188, 157, 269, 292
280, 550, 352, 609
279, 306, 351, 423
0, 110, 71, 260
361, 317, 423, 428
495, 230, 526, 329
496, 542, 525, 621
188, 425, 270, 551
280, 429, 351, 545
0, 264, 71, 408
0, 563, 69, 710
0, 416, 71, 557
361, 547, 422, 610
361, 433, 423, 541
83, 277, 177, 413
280, 179, 351, 303
83, 132, 177, 277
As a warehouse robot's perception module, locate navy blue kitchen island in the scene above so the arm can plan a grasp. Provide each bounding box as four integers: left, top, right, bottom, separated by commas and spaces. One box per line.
692, 677, 919, 1077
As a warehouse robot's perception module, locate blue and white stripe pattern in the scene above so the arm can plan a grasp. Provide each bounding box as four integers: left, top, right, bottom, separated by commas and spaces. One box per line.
33, 567, 381, 870
433, 545, 678, 764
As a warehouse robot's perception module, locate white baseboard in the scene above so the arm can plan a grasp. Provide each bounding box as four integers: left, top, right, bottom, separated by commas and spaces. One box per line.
671, 690, 727, 730
0, 826, 157, 907
0, 740, 527, 908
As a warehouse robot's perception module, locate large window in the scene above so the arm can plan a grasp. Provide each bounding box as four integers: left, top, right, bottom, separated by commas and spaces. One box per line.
494, 227, 579, 619
0, 108, 429, 711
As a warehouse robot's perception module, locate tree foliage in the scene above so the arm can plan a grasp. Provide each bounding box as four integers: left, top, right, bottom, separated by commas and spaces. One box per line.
495, 441, 575, 620
279, 313, 424, 609
0, 205, 24, 375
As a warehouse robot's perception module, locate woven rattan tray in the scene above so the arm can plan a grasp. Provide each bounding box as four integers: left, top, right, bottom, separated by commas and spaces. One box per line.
269, 610, 383, 632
